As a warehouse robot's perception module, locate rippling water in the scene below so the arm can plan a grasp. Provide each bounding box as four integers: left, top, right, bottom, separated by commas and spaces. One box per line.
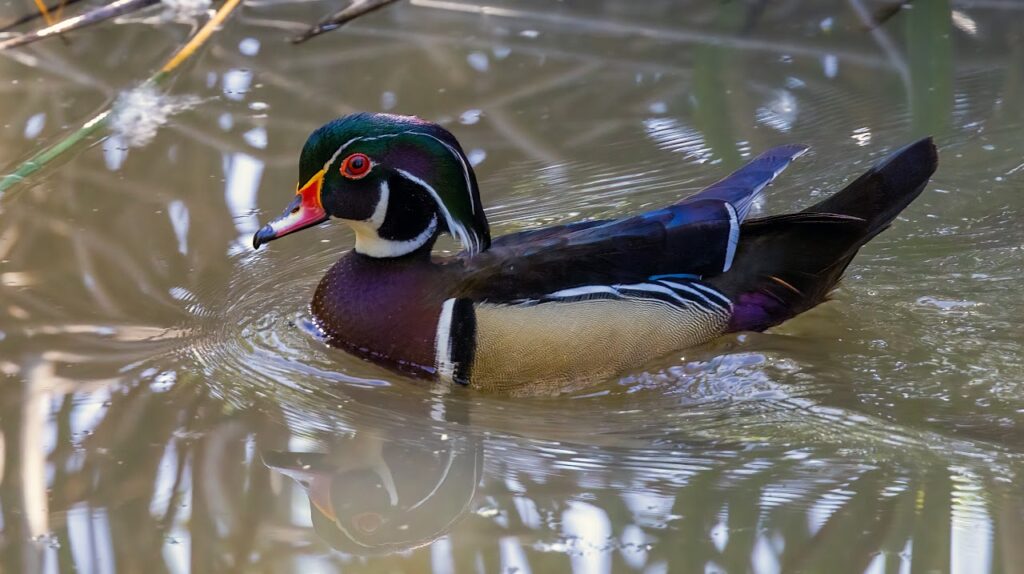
1, 0, 1023, 572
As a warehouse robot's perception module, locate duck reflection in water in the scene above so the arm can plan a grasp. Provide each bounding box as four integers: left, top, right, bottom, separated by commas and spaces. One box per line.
263, 420, 481, 554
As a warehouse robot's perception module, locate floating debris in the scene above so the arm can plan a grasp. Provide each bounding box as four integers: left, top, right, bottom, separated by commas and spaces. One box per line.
110, 86, 202, 148
160, 0, 212, 20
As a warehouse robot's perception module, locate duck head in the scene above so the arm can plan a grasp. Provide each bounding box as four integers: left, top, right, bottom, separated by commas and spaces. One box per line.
253, 113, 491, 257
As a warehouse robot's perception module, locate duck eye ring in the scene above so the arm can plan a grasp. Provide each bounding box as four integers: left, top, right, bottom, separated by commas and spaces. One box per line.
340, 153, 372, 179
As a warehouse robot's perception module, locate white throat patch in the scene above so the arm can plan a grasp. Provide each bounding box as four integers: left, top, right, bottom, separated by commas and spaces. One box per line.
345, 180, 438, 258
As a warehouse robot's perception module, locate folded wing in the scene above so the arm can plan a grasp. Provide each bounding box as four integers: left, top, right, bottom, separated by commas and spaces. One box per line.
454, 144, 810, 302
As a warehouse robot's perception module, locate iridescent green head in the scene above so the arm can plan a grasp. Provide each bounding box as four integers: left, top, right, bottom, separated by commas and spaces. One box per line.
253, 113, 491, 257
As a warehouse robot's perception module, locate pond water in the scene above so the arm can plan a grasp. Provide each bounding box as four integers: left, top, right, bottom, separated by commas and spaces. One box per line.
1, 0, 1023, 572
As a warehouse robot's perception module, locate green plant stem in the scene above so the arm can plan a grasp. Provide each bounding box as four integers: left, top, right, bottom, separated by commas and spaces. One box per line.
0, 111, 110, 193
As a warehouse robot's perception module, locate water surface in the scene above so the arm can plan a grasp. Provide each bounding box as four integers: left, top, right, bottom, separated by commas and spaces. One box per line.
1, 0, 1023, 572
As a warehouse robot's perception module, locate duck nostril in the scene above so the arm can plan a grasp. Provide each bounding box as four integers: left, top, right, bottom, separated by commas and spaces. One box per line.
291, 206, 301, 215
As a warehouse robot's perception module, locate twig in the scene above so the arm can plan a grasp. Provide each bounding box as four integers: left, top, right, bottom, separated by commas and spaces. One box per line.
0, 0, 244, 194
868, 0, 913, 30
0, 0, 159, 52
290, 0, 403, 44
153, 0, 241, 79
0, 0, 87, 32
847, 0, 910, 93
32, 0, 57, 26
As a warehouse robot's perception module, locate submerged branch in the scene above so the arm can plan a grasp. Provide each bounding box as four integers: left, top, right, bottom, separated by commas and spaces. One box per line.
290, 0, 402, 44
0, 0, 159, 51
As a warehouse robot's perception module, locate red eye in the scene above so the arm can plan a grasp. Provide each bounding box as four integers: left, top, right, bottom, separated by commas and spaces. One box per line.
340, 153, 372, 179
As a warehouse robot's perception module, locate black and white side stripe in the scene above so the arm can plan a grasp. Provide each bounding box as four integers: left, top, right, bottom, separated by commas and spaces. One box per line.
435, 298, 477, 385
522, 278, 733, 314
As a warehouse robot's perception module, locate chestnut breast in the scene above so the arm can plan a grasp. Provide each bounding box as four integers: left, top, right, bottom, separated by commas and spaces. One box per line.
311, 252, 452, 375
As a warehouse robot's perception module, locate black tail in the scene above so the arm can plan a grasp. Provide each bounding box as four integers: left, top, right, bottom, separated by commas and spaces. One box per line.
709, 138, 938, 332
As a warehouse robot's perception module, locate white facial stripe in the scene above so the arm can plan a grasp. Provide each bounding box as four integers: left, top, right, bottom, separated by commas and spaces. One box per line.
367, 180, 390, 228
395, 168, 479, 254
407, 448, 457, 510
323, 135, 366, 173
325, 130, 464, 173
342, 180, 438, 257
410, 132, 476, 216
322, 129, 481, 253
323, 133, 396, 173
435, 298, 456, 384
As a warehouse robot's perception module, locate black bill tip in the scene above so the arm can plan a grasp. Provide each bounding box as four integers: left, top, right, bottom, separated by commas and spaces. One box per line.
253, 224, 276, 250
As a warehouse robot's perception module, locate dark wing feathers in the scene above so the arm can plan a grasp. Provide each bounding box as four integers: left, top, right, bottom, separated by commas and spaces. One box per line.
712, 137, 938, 332
803, 137, 936, 236
454, 205, 733, 301
449, 139, 936, 334
487, 219, 609, 249
678, 144, 808, 219
454, 145, 807, 302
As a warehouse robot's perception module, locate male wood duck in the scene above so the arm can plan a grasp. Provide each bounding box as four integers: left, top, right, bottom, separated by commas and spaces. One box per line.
263, 433, 479, 554
253, 113, 938, 391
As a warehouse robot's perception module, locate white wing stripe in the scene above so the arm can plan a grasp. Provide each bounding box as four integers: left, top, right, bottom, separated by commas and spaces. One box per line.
527, 280, 731, 316
685, 281, 733, 308
723, 202, 739, 272
656, 280, 730, 312
614, 282, 691, 306
547, 285, 621, 299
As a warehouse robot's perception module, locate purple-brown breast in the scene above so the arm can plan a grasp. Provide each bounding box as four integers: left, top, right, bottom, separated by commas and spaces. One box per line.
310, 252, 454, 378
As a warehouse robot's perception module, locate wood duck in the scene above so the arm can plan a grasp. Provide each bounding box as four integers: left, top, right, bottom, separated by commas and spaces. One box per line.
253, 113, 938, 391
263, 433, 479, 554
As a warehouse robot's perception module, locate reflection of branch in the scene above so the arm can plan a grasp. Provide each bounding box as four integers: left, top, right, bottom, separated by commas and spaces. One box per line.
409, 0, 894, 69
868, 0, 913, 30
291, 0, 403, 44
847, 0, 911, 93
0, 0, 159, 51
